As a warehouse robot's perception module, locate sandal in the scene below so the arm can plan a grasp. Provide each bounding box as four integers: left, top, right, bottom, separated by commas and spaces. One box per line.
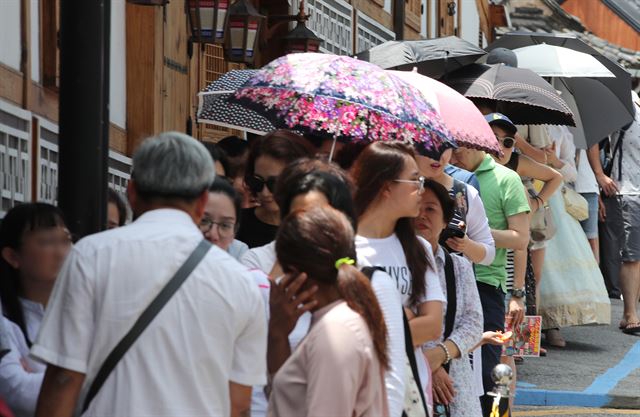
622, 322, 640, 335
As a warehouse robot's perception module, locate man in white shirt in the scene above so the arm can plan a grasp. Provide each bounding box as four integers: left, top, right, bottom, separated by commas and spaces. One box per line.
32, 132, 267, 417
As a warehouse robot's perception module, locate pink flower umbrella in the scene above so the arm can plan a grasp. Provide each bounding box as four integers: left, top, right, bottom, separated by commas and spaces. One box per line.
229, 53, 456, 160
390, 70, 502, 157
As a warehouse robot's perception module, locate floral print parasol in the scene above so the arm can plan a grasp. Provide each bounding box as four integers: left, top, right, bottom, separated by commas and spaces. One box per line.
230, 53, 456, 159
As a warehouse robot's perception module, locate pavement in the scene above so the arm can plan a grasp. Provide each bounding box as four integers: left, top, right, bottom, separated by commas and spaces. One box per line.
513, 299, 640, 411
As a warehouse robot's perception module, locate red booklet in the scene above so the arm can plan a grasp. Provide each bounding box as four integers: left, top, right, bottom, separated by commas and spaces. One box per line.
503, 315, 542, 357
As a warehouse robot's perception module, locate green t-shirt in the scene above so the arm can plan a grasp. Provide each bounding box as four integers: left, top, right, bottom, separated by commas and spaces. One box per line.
474, 154, 530, 291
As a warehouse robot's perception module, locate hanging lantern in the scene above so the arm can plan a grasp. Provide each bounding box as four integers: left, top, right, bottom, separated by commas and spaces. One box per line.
225, 0, 265, 65
188, 0, 229, 44
283, 20, 322, 53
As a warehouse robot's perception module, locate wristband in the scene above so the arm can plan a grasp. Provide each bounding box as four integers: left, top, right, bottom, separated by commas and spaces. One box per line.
438, 342, 452, 365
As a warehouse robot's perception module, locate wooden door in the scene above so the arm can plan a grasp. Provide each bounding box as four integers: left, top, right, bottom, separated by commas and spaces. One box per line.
438, 0, 456, 37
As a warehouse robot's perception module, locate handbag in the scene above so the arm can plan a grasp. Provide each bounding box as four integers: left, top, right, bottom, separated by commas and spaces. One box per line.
525, 181, 556, 242
562, 186, 589, 221
81, 239, 211, 413
530, 205, 556, 242
433, 250, 457, 417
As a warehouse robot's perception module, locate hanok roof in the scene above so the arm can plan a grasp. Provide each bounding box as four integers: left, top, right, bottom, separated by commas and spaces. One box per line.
495, 0, 640, 76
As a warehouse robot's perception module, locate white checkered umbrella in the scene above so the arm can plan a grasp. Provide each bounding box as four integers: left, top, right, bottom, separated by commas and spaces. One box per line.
197, 70, 275, 135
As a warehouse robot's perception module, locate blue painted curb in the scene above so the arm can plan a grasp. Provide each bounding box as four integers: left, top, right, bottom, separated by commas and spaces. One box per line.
515, 389, 610, 408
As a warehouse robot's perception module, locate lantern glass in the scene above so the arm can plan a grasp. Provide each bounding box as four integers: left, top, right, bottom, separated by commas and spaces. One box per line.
225, 0, 264, 64
188, 0, 228, 44
284, 21, 323, 54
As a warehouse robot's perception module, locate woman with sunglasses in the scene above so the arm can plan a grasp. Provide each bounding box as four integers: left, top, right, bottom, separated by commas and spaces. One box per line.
353, 142, 444, 415
415, 147, 495, 267
236, 130, 314, 248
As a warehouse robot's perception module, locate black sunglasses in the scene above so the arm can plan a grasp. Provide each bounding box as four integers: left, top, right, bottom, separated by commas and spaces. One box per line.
497, 136, 515, 149
245, 175, 277, 194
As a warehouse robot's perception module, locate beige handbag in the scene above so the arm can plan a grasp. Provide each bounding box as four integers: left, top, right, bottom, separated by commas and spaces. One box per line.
562, 186, 589, 221
530, 205, 556, 242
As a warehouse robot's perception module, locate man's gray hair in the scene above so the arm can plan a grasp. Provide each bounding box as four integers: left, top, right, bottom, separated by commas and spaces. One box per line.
131, 131, 215, 199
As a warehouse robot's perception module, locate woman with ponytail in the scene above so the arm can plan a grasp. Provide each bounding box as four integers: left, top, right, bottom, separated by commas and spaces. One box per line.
270, 206, 389, 417
353, 141, 445, 412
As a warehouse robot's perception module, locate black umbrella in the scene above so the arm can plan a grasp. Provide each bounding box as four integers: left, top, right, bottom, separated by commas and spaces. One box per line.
443, 63, 575, 126
355, 36, 486, 79
487, 32, 634, 118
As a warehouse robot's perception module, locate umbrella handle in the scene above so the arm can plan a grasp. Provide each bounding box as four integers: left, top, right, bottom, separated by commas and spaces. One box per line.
328, 137, 337, 162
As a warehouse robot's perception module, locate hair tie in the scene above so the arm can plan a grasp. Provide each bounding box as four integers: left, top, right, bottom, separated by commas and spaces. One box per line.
335, 257, 355, 270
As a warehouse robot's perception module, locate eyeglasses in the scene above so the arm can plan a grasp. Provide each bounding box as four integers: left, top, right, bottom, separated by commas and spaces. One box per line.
245, 175, 277, 195
393, 176, 426, 194
199, 217, 236, 237
497, 136, 515, 149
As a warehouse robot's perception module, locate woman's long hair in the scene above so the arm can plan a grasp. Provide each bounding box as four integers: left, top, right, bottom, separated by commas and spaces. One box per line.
352, 141, 430, 308
276, 206, 388, 369
0, 203, 66, 345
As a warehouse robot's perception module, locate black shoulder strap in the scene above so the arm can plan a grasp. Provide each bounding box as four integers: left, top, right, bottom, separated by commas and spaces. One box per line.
82, 239, 212, 413
360, 266, 384, 281
360, 266, 429, 417
443, 250, 457, 340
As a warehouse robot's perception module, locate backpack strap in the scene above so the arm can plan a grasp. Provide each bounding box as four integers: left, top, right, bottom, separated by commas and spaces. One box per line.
360, 266, 429, 417
442, 250, 457, 374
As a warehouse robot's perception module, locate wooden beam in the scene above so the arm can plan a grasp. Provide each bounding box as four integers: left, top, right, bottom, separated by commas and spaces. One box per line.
457, 0, 462, 37
20, 0, 32, 109
475, 0, 492, 44
41, 0, 59, 89
125, 3, 163, 154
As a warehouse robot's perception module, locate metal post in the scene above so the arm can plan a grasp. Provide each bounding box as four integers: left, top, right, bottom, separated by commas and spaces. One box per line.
58, 0, 111, 237
393, 0, 405, 40
488, 363, 513, 417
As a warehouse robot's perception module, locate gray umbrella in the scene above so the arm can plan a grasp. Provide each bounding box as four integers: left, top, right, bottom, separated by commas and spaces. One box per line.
355, 36, 486, 79
487, 32, 634, 119
197, 69, 275, 135
443, 63, 575, 126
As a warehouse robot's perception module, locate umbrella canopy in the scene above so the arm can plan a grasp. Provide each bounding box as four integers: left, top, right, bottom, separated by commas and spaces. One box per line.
554, 77, 633, 149
443, 63, 575, 126
390, 70, 502, 157
512, 44, 614, 78
487, 32, 634, 117
197, 70, 275, 135
355, 36, 486, 79
230, 53, 456, 159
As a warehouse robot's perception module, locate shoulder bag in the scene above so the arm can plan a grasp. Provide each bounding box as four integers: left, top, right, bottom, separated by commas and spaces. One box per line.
81, 239, 211, 413
562, 186, 589, 222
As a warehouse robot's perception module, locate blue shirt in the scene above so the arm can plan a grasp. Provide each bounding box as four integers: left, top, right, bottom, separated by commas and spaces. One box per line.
445, 165, 480, 193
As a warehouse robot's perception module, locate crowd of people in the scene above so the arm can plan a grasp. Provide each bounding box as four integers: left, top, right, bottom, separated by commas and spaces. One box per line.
1, 67, 639, 417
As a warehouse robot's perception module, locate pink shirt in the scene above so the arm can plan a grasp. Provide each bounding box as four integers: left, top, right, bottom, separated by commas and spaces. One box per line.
268, 300, 389, 417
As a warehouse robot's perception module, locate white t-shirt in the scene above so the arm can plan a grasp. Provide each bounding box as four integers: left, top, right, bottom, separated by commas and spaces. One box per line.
31, 209, 268, 417
241, 241, 277, 274
241, 241, 406, 417
575, 149, 599, 194
355, 233, 445, 399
